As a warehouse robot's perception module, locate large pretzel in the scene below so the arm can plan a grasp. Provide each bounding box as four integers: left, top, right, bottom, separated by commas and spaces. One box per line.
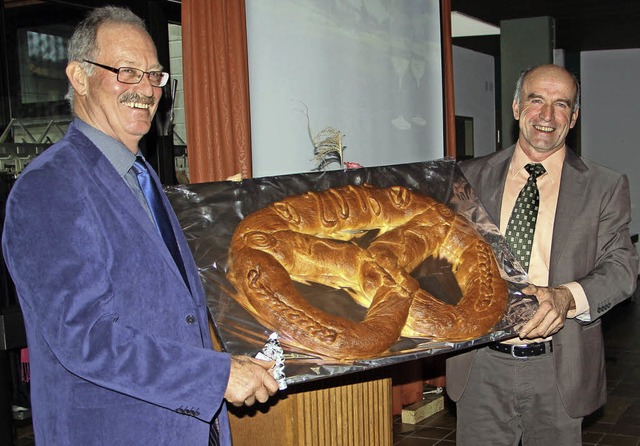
227, 184, 508, 360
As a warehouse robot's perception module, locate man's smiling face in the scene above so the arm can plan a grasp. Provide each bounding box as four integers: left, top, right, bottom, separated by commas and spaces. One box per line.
513, 65, 579, 161
71, 22, 163, 153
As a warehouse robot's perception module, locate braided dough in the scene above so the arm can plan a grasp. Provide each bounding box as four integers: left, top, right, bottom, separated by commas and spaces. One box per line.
227, 184, 508, 360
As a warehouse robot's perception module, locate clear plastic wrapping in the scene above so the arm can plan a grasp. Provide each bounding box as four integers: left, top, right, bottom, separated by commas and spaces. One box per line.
166, 158, 536, 386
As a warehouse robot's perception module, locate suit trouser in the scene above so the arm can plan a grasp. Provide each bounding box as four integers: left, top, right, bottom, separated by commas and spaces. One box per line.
455, 346, 582, 446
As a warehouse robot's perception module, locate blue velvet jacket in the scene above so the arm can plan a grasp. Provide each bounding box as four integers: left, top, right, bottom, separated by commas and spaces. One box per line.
2, 122, 232, 445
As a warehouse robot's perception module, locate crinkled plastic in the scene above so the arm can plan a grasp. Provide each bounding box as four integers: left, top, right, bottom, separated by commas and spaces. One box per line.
166, 158, 536, 386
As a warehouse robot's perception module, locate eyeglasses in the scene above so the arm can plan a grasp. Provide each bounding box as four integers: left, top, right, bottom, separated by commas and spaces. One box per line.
83, 60, 169, 88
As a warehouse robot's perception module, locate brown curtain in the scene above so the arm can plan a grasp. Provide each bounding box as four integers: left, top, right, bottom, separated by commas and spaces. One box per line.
181, 0, 252, 184
441, 0, 456, 158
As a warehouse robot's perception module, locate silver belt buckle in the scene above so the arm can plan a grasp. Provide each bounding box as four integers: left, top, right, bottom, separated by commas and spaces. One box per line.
511, 344, 525, 358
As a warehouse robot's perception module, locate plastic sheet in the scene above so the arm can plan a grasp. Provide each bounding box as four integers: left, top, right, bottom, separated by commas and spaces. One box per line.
166, 159, 536, 386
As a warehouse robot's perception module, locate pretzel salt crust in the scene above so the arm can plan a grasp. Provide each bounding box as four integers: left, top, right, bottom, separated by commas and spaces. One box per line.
227, 184, 508, 360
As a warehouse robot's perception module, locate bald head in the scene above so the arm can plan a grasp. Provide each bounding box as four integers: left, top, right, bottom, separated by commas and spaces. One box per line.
514, 64, 580, 113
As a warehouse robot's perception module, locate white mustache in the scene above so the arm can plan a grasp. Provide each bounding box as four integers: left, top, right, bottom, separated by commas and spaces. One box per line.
119, 92, 155, 106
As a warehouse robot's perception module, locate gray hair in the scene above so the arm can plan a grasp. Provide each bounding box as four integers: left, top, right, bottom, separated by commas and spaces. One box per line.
65, 6, 148, 110
513, 65, 581, 113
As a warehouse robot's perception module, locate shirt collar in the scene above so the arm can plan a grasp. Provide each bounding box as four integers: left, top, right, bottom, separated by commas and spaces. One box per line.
510, 143, 566, 184
73, 118, 139, 177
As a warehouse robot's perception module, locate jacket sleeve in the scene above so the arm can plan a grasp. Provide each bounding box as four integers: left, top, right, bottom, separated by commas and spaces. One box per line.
578, 173, 638, 320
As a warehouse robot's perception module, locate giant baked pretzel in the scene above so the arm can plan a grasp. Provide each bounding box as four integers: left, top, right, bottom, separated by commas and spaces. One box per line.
227, 184, 508, 360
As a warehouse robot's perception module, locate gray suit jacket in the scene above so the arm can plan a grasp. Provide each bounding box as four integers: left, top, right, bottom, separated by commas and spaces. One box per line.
446, 146, 638, 417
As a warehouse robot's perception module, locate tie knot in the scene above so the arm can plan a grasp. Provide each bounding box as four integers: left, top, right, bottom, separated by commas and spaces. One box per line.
132, 156, 147, 175
525, 163, 546, 180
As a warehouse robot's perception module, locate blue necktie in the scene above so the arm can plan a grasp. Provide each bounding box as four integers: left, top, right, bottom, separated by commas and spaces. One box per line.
209, 420, 220, 446
132, 157, 188, 285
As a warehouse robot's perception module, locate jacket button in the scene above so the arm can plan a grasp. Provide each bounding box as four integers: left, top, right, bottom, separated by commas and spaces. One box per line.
186, 315, 196, 324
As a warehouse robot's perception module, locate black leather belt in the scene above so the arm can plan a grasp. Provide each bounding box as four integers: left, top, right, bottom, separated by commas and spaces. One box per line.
487, 341, 553, 358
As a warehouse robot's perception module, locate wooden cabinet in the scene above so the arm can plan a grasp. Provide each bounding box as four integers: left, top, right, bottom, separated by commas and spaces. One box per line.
229, 369, 393, 446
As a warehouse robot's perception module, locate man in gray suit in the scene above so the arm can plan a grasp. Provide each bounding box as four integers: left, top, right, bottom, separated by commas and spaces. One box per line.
446, 64, 638, 445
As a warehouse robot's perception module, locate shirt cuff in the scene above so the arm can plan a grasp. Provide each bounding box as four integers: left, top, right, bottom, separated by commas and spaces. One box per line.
561, 281, 591, 322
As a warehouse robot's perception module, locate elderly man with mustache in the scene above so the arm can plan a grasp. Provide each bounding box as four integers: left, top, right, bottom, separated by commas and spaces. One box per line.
2, 6, 278, 446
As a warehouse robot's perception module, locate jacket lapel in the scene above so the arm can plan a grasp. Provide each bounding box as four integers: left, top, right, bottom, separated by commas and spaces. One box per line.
146, 163, 199, 294
479, 147, 513, 226
71, 126, 192, 294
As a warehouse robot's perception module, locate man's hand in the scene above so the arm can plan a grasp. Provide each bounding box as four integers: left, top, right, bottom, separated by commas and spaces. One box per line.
224, 355, 280, 407
518, 284, 576, 340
